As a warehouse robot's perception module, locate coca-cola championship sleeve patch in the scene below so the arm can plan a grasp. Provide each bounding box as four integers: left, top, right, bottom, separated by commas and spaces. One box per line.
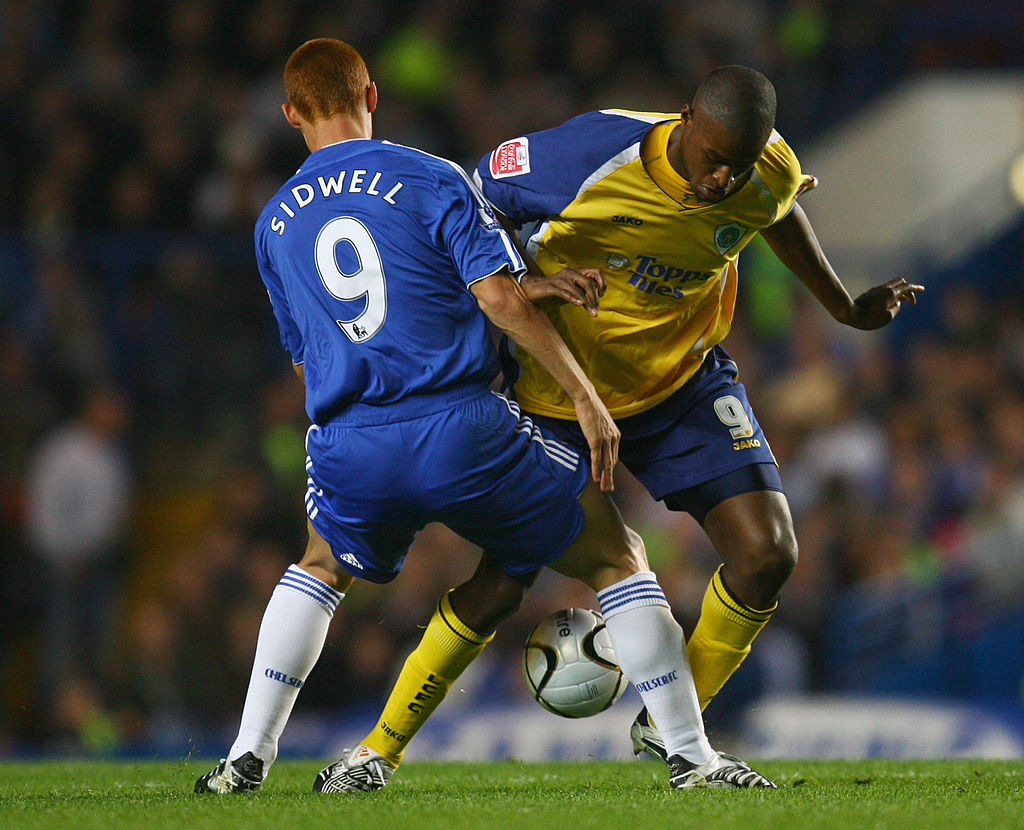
489, 137, 531, 179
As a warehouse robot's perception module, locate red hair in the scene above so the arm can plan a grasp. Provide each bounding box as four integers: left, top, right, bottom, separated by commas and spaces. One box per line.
283, 38, 370, 121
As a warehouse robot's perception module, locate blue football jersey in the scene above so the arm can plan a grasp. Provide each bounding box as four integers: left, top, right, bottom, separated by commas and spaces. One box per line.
255, 138, 526, 425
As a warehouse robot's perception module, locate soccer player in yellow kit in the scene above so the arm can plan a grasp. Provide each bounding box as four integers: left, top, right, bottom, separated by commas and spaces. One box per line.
339, 65, 922, 783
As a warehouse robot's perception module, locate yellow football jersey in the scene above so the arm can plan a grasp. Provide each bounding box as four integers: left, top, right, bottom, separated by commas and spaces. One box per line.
475, 109, 812, 419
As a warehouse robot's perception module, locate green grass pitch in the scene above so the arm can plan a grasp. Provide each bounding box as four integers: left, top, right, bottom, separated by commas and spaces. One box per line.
1, 759, 1021, 830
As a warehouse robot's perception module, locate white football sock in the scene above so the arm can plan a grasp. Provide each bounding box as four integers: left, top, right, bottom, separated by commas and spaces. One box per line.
598, 571, 715, 765
227, 564, 343, 770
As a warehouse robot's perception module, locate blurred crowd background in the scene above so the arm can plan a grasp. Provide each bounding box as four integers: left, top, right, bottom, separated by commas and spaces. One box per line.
2, 0, 1024, 757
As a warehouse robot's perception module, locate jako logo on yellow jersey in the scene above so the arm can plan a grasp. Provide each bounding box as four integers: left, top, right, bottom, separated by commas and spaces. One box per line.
627, 255, 713, 297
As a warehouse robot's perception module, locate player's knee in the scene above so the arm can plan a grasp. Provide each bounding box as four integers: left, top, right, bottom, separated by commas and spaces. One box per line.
451, 560, 532, 633
492, 577, 529, 617
299, 523, 355, 591
295, 557, 356, 593
743, 532, 798, 594
464, 579, 527, 633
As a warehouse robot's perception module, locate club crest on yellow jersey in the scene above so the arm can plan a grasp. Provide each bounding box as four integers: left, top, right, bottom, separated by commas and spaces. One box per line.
714, 223, 748, 255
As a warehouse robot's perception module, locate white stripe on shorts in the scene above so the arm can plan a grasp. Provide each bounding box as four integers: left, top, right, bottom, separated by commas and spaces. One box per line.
491, 392, 580, 471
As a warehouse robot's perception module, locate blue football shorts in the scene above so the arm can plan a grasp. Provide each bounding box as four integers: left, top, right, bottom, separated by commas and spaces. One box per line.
303, 385, 589, 583
528, 345, 784, 525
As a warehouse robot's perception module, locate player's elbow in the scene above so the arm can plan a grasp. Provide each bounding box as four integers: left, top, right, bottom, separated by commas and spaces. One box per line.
475, 280, 533, 334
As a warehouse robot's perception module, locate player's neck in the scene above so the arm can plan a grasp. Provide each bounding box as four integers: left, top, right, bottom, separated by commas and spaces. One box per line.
664, 124, 691, 181
303, 113, 372, 152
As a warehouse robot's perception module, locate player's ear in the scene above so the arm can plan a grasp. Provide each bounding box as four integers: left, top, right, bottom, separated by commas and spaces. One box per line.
679, 103, 694, 125
282, 103, 303, 129
366, 82, 378, 114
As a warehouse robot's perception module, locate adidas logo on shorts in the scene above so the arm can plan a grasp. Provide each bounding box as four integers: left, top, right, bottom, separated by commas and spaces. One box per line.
339, 552, 364, 569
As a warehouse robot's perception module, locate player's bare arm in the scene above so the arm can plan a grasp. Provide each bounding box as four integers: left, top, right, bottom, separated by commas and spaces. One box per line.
495, 210, 606, 315
760, 202, 924, 329
471, 269, 619, 490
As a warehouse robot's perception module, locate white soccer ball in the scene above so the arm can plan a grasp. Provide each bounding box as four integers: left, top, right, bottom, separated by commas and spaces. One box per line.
522, 607, 627, 718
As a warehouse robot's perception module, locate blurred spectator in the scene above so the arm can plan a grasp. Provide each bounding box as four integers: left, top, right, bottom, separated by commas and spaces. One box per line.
24, 384, 134, 743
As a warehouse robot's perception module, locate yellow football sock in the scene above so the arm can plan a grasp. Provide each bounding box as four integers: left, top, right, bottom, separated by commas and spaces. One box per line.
362, 591, 493, 766
686, 565, 776, 711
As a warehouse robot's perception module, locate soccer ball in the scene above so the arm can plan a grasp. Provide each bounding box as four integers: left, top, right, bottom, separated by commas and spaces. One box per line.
522, 607, 628, 718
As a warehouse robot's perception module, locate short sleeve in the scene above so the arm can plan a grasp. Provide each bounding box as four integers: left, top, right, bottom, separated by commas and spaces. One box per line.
474, 110, 663, 224
760, 132, 816, 224
428, 161, 526, 287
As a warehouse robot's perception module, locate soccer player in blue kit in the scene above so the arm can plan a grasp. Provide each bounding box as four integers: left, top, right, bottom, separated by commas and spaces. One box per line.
195, 39, 774, 795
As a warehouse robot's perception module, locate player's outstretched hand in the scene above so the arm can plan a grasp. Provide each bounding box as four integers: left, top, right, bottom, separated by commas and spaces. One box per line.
522, 268, 606, 316
572, 393, 619, 492
848, 277, 924, 329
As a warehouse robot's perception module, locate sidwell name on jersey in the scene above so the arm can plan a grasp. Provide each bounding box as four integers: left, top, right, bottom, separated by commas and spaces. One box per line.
270, 169, 405, 235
